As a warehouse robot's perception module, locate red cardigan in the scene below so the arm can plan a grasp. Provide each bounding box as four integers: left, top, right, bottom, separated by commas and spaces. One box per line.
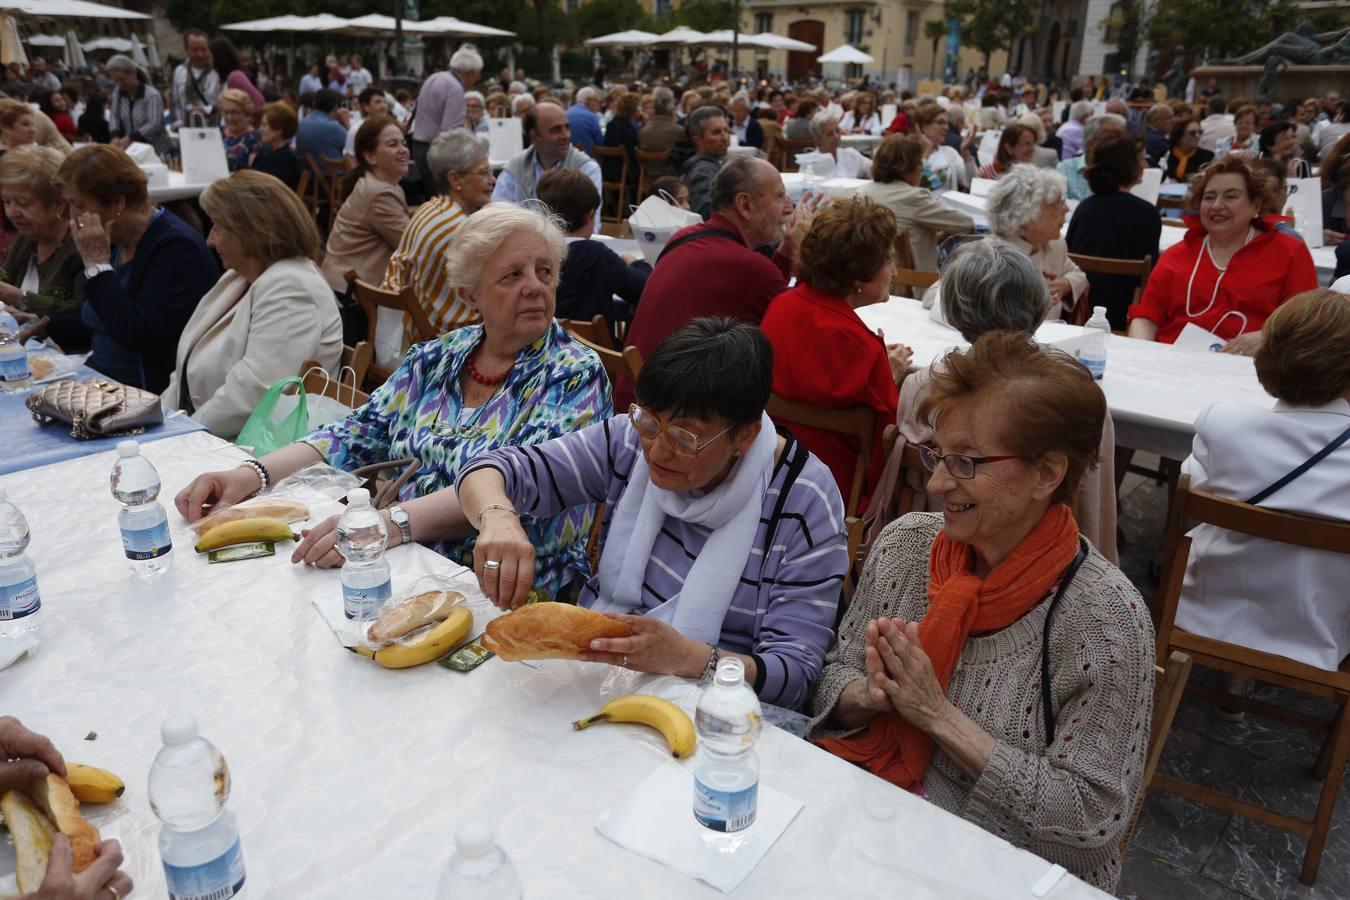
619, 214, 790, 408
760, 283, 898, 503
1128, 215, 1318, 343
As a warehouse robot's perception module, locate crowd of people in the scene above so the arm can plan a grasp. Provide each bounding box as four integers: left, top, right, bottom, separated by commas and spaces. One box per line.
2, 33, 1349, 899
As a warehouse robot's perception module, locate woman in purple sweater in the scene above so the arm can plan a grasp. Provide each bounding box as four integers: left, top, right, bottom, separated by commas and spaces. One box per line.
458, 318, 848, 710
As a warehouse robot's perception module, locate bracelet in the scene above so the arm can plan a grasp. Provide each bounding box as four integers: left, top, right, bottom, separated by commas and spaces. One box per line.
239, 458, 271, 494
700, 643, 721, 682
474, 503, 517, 530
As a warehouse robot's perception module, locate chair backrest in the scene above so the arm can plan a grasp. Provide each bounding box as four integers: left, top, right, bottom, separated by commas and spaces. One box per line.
634, 148, 670, 202
840, 515, 865, 616
1067, 253, 1153, 324
779, 138, 816, 172
890, 267, 941, 295
1120, 649, 1193, 854
766, 394, 875, 517
340, 341, 374, 388
561, 315, 615, 350
345, 269, 438, 345
589, 145, 630, 224
572, 333, 643, 384
879, 424, 928, 517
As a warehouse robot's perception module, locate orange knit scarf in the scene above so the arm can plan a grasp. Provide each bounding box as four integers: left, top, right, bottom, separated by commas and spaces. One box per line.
818, 504, 1080, 790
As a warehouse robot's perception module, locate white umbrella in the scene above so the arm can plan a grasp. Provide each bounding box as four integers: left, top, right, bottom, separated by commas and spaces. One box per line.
222, 14, 310, 32
816, 44, 873, 64
81, 36, 131, 52
0, 14, 26, 65
418, 16, 515, 37
65, 27, 85, 68
584, 29, 658, 48
326, 13, 443, 36
24, 33, 66, 46
652, 26, 709, 46
0, 0, 149, 19
758, 34, 816, 52
145, 31, 160, 69
129, 32, 148, 68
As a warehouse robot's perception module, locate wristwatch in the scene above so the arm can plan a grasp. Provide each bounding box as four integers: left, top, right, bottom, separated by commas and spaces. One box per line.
387, 505, 412, 546
84, 263, 114, 280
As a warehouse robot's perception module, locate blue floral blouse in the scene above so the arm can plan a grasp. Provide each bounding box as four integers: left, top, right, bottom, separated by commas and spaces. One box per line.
303, 321, 612, 596
223, 128, 262, 171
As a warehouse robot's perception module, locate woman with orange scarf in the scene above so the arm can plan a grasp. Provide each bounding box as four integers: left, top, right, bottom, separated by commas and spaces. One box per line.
807, 332, 1155, 895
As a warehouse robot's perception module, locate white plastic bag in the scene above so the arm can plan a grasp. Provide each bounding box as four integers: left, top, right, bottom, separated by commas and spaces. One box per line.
180, 125, 229, 183
628, 194, 703, 266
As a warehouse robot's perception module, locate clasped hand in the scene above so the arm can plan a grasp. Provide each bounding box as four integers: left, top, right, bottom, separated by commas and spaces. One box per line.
862, 618, 951, 731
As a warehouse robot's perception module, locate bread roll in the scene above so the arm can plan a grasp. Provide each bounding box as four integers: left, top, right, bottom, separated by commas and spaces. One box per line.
190, 497, 310, 535
367, 589, 463, 643
28, 774, 100, 873
483, 602, 632, 661
2, 789, 55, 892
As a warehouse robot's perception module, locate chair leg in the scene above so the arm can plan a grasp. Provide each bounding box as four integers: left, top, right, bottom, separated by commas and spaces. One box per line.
1313, 703, 1345, 780
1301, 700, 1350, 885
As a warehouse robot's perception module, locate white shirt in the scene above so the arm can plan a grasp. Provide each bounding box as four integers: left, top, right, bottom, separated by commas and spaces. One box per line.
346, 67, 374, 95
832, 146, 871, 179
1332, 273, 1350, 293
838, 111, 881, 136
491, 154, 604, 234
20, 258, 40, 295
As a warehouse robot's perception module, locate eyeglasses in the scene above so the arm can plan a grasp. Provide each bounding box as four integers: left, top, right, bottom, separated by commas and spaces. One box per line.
629, 404, 733, 458
917, 444, 1020, 480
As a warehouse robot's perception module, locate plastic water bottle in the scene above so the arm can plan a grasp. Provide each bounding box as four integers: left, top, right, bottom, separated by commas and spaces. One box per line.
0, 329, 30, 392
110, 441, 173, 577
148, 716, 247, 900
336, 488, 391, 623
1080, 306, 1110, 381
693, 657, 762, 853
0, 488, 41, 639
435, 822, 523, 899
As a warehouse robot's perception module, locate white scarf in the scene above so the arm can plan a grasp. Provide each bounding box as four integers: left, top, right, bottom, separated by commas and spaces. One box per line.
594, 413, 777, 643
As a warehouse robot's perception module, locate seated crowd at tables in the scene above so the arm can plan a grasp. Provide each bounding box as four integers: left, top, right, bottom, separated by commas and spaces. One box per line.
4, 52, 1350, 896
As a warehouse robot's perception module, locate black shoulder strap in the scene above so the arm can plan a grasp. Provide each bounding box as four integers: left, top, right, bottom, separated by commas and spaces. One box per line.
760, 431, 810, 558
654, 227, 741, 264
1041, 537, 1089, 746
1244, 424, 1350, 506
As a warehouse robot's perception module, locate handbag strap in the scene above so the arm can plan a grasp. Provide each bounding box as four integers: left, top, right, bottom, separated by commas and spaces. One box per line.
1244, 424, 1350, 506
349, 458, 421, 509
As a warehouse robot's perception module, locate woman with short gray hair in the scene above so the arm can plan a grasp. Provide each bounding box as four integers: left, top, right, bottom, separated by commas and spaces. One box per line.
900, 237, 1117, 561
986, 164, 1087, 320
105, 54, 170, 157
383, 128, 496, 347
808, 109, 869, 179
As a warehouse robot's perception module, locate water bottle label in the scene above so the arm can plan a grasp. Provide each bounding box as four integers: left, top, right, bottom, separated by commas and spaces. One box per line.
0, 575, 40, 620
122, 520, 173, 560
343, 578, 391, 620
1081, 356, 1106, 380
163, 836, 246, 900
693, 777, 758, 833
0, 353, 29, 383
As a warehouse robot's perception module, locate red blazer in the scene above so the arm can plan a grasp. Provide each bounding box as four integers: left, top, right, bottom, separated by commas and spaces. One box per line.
1128, 215, 1318, 343
760, 283, 898, 504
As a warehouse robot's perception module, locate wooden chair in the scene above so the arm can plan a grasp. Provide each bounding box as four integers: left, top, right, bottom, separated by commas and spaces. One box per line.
1120, 650, 1194, 854
293, 168, 313, 215
1066, 252, 1153, 326
296, 357, 372, 409
765, 395, 875, 518
779, 138, 816, 172
634, 148, 671, 203
840, 515, 865, 617
298, 153, 338, 227
344, 271, 438, 389
880, 424, 928, 516
589, 145, 630, 224
561, 315, 615, 350
571, 333, 643, 385
889, 266, 940, 297
1152, 474, 1350, 885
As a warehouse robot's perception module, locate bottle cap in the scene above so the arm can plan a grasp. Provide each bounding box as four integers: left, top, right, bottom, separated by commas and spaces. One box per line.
116, 440, 140, 457
715, 656, 745, 686
1093, 306, 1107, 316
455, 822, 494, 857
161, 715, 199, 746
346, 488, 371, 507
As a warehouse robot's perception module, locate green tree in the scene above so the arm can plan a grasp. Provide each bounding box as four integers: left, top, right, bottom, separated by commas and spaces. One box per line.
1143, 0, 1304, 63
573, 0, 651, 39
676, 0, 736, 32
923, 19, 947, 78
945, 0, 1037, 70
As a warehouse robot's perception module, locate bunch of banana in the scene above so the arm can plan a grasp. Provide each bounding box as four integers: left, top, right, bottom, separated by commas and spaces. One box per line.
193, 517, 296, 553
65, 764, 125, 805
572, 695, 697, 759
354, 607, 473, 669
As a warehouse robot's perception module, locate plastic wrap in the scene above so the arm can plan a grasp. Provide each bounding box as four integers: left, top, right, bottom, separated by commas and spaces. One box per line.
365, 574, 471, 645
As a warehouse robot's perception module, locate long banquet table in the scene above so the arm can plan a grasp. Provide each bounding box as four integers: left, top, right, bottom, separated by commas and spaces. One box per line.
0, 430, 1109, 899
858, 296, 1273, 461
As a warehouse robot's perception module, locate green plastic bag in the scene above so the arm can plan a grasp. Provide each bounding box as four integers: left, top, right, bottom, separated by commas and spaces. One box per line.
236, 376, 310, 456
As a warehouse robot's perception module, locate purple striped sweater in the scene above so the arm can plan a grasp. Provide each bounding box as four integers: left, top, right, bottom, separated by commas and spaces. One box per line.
460, 415, 848, 710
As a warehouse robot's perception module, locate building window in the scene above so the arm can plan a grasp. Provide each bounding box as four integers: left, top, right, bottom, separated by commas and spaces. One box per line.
655, 0, 672, 16
904, 10, 918, 57
846, 9, 865, 46
755, 12, 773, 33
566, 0, 578, 12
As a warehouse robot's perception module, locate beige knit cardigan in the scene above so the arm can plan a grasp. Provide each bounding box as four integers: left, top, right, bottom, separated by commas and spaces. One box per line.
808, 513, 1155, 893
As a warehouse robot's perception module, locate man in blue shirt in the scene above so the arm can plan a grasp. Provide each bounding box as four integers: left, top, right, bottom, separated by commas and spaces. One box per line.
295, 88, 349, 163
567, 85, 604, 156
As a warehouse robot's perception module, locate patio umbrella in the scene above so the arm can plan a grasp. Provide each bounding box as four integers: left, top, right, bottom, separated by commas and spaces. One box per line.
325, 13, 443, 36
816, 44, 874, 64
652, 26, 709, 46
418, 16, 515, 37
65, 27, 85, 68
81, 36, 132, 52
584, 29, 658, 48
758, 34, 817, 52
145, 31, 160, 69
129, 32, 148, 68
0, 15, 26, 66
24, 33, 66, 46
0, 0, 149, 19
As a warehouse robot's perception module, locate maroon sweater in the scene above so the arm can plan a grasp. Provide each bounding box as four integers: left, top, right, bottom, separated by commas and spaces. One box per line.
618, 214, 791, 407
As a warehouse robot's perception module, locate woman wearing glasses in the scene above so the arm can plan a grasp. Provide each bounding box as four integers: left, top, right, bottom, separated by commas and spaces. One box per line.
174, 204, 610, 598
1160, 118, 1213, 183
808, 331, 1154, 894
456, 318, 848, 712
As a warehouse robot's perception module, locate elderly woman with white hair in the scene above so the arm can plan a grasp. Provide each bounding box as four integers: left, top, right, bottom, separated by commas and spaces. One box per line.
105, 54, 171, 157
176, 203, 612, 596
900, 238, 1118, 562
986, 165, 1086, 320
464, 90, 489, 134
810, 109, 870, 179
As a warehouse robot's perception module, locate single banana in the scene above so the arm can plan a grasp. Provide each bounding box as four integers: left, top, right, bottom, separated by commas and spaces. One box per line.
194, 517, 296, 553
354, 608, 473, 669
572, 694, 697, 759
65, 764, 125, 805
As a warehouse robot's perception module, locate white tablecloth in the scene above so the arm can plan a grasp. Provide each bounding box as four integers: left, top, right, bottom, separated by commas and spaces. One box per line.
858, 297, 1273, 461
147, 170, 218, 203
0, 431, 1108, 900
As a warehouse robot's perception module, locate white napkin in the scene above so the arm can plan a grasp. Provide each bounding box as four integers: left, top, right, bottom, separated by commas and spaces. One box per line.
0, 633, 39, 670
596, 760, 803, 894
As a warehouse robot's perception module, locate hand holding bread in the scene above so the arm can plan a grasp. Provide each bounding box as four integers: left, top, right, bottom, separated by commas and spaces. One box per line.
483, 602, 632, 661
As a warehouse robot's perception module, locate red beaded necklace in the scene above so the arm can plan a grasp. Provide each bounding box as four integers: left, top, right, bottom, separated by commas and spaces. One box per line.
465, 345, 512, 386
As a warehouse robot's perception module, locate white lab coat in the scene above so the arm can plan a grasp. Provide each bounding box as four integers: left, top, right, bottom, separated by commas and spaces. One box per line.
162, 257, 344, 440
1176, 398, 1350, 670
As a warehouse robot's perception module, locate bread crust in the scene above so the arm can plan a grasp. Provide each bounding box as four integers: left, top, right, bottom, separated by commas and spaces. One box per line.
27, 774, 100, 873
483, 602, 632, 661
367, 590, 463, 643
3, 789, 56, 892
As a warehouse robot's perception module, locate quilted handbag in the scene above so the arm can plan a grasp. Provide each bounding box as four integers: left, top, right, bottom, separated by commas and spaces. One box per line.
26, 377, 163, 439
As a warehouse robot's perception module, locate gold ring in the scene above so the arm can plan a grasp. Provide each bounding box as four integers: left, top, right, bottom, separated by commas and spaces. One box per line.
106, 886, 121, 900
